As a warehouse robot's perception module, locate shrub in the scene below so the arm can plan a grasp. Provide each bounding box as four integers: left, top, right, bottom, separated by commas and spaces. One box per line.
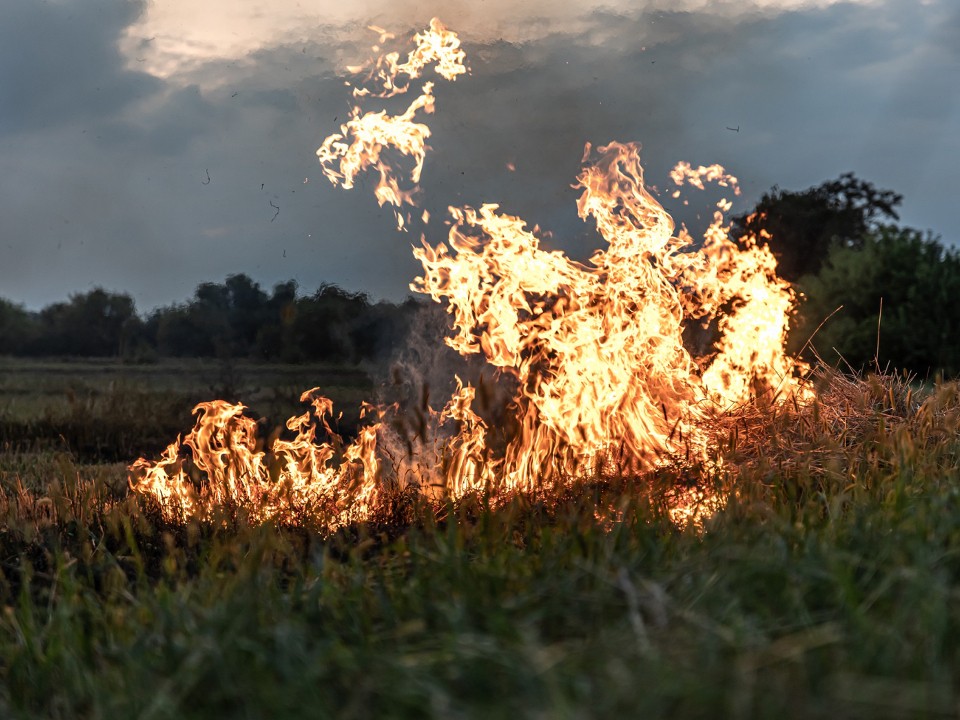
795, 226, 960, 376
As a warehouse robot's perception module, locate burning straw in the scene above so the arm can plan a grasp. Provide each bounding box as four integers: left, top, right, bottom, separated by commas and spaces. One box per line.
129, 19, 815, 528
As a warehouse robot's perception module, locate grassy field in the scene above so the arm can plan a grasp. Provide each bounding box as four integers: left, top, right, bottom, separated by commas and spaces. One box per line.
0, 359, 959, 718
0, 357, 373, 461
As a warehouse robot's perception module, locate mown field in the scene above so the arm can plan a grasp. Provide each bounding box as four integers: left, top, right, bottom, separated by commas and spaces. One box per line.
1, 358, 959, 718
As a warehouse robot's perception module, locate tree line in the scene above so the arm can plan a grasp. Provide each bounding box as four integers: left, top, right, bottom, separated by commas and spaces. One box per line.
1, 173, 958, 375
732, 173, 960, 378
0, 276, 422, 364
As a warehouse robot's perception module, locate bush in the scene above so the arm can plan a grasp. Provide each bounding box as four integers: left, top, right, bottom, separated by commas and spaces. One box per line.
795, 226, 960, 376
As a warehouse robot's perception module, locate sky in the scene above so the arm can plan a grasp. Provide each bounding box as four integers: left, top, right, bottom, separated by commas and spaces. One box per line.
1, 0, 957, 312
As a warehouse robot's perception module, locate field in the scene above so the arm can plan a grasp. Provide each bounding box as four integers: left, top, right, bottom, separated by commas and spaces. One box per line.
0, 357, 373, 461
1, 358, 959, 718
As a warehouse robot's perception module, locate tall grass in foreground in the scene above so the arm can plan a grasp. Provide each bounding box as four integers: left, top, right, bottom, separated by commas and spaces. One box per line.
0, 368, 959, 718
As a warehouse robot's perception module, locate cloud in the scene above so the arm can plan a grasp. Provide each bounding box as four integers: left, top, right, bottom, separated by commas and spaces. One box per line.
0, 0, 956, 313
122, 0, 881, 79
0, 0, 160, 137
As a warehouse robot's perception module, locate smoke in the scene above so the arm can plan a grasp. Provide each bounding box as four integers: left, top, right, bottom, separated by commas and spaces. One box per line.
373, 301, 520, 491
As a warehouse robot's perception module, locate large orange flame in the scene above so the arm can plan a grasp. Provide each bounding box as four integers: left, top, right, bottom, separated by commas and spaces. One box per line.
130, 19, 808, 527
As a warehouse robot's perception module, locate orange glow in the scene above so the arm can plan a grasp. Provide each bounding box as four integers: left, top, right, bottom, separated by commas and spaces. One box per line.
131, 19, 809, 528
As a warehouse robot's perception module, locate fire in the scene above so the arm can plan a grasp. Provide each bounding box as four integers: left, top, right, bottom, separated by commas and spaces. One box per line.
130, 19, 808, 527
316, 18, 466, 230
412, 141, 806, 484
129, 390, 381, 524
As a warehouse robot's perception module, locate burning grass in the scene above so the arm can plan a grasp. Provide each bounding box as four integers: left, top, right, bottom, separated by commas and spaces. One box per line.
1, 368, 960, 717
0, 358, 373, 463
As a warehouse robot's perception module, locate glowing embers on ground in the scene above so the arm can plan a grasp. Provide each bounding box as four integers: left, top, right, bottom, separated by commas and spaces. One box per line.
129, 18, 809, 527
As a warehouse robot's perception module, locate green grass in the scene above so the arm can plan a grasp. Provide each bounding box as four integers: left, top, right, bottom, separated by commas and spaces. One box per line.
0, 361, 959, 718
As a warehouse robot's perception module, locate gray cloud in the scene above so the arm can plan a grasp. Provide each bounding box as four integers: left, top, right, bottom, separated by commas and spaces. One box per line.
0, 0, 159, 137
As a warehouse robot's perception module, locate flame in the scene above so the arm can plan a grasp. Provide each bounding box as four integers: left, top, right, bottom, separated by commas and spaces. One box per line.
131, 19, 808, 528
317, 18, 467, 230
129, 390, 381, 524
413, 141, 806, 483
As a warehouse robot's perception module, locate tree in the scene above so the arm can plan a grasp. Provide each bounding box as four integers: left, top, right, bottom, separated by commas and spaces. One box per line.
254, 280, 299, 360
0, 276, 420, 364
289, 284, 372, 362
153, 305, 209, 357
152, 274, 270, 357
0, 299, 38, 354
733, 173, 902, 282
31, 289, 139, 357
351, 297, 423, 363
223, 273, 270, 354
797, 226, 960, 376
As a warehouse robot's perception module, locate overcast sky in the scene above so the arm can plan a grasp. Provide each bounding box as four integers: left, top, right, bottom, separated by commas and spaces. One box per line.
1, 0, 957, 312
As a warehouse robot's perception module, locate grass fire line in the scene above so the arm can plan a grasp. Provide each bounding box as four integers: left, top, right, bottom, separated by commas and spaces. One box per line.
128, 18, 810, 528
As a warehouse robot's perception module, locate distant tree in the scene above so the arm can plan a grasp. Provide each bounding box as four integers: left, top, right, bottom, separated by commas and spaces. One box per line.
797, 226, 960, 376
352, 297, 423, 362
290, 284, 372, 362
255, 280, 299, 361
0, 299, 38, 354
223, 273, 270, 354
30, 289, 139, 357
1, 276, 420, 364
733, 173, 902, 282
152, 274, 270, 357
190, 281, 234, 356
153, 305, 209, 357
